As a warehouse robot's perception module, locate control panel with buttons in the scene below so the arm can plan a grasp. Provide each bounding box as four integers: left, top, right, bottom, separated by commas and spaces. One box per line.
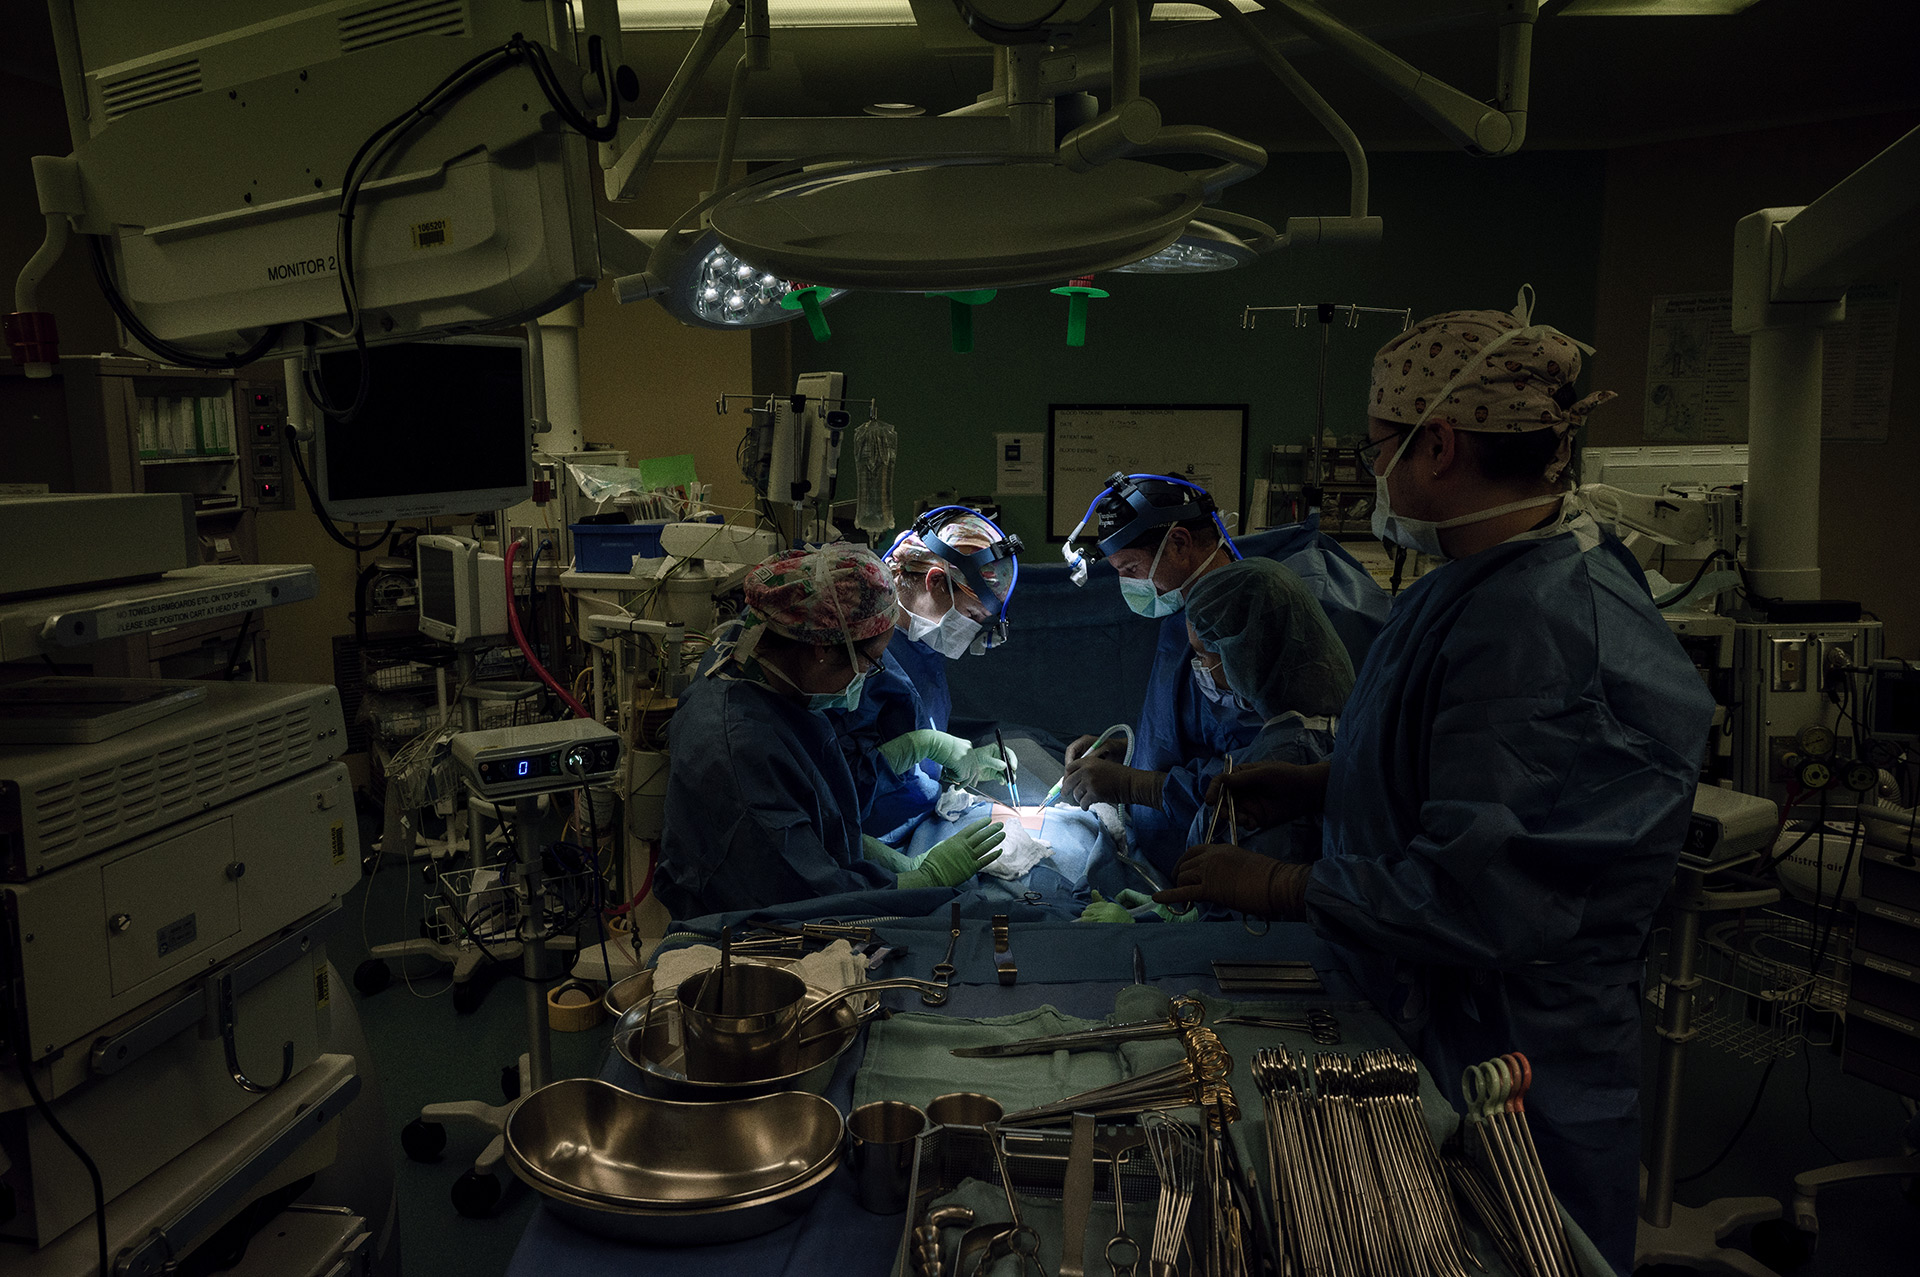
450, 718, 622, 799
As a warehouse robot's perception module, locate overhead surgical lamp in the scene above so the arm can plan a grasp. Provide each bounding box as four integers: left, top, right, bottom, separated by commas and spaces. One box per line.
1110, 210, 1276, 274
614, 224, 847, 330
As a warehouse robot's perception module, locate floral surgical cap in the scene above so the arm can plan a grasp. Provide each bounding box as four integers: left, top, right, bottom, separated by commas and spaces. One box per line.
743, 545, 898, 645
1369, 286, 1617, 434
886, 512, 1013, 600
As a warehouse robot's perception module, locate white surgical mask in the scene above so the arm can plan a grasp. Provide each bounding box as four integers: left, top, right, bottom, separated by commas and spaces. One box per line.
1190, 657, 1254, 715
1121, 538, 1219, 618
923, 609, 983, 660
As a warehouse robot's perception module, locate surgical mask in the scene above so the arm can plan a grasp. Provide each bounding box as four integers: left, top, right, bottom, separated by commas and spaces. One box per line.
763, 652, 869, 713
1189, 657, 1250, 714
1121, 538, 1219, 618
905, 571, 988, 659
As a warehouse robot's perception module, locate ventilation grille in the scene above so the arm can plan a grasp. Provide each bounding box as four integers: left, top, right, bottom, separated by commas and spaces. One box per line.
98, 59, 204, 122
339, 0, 470, 54
23, 700, 330, 871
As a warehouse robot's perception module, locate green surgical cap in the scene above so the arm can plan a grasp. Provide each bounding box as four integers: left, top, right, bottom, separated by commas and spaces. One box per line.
1185, 559, 1354, 720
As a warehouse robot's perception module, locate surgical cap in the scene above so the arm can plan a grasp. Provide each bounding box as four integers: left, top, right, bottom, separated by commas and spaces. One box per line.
1186, 559, 1353, 721
1369, 288, 1617, 434
743, 545, 897, 645
887, 512, 1013, 600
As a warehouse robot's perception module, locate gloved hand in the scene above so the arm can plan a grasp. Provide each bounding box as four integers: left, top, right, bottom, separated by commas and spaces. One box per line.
1113, 888, 1199, 924
1076, 889, 1135, 924
896, 818, 1006, 889
861, 835, 916, 873
1151, 844, 1311, 919
1061, 757, 1166, 810
877, 731, 1013, 786
1203, 760, 1332, 831
1065, 734, 1127, 766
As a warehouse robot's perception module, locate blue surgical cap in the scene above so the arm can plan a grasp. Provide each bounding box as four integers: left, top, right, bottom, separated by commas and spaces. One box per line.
1186, 559, 1354, 720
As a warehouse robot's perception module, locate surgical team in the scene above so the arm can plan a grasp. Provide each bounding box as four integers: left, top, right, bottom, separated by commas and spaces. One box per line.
656, 292, 1712, 1275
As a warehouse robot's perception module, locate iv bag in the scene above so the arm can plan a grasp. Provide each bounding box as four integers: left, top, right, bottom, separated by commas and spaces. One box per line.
854, 415, 898, 536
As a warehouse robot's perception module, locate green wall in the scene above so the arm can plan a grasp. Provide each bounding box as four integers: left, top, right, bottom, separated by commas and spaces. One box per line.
795, 148, 1606, 552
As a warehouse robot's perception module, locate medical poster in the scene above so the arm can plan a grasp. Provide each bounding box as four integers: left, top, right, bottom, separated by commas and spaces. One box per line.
1645, 293, 1749, 443
1047, 404, 1247, 540
1820, 282, 1897, 441
1644, 286, 1899, 443
994, 432, 1045, 495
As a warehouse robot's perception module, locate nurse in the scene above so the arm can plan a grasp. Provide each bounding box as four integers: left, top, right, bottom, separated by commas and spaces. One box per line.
1180, 557, 1353, 864
656, 545, 1005, 919
1055, 473, 1255, 869
831, 507, 1022, 838
1154, 291, 1714, 1274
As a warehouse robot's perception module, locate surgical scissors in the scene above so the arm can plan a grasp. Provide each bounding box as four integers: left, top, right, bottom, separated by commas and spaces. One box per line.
930, 902, 961, 988
949, 998, 1206, 1057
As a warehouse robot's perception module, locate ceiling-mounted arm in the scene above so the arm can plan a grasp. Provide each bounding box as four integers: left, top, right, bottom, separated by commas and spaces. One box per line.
1257, 0, 1536, 158
1197, 0, 1366, 221
1112, 0, 1141, 105
604, 0, 748, 201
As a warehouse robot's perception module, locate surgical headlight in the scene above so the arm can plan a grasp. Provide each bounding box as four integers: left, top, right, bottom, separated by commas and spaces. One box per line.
1060, 471, 1243, 588
888, 505, 1024, 650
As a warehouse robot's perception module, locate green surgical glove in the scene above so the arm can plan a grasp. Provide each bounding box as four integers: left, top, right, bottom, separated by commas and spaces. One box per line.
1076, 889, 1135, 924
878, 730, 1014, 786
896, 818, 1006, 889
1114, 888, 1199, 923
861, 835, 917, 874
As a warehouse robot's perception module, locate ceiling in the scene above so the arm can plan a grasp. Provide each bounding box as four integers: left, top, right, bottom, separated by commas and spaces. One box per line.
611, 0, 1920, 153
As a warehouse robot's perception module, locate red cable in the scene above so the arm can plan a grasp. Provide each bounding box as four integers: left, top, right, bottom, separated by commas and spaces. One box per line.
504, 537, 591, 720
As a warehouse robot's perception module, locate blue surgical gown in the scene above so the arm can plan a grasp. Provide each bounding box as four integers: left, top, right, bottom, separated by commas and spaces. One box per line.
656, 668, 894, 919
827, 634, 952, 839
1129, 528, 1389, 872
1305, 521, 1712, 1274
1183, 713, 1336, 865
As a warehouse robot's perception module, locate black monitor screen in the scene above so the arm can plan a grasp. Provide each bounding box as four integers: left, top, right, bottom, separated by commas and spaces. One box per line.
1873, 665, 1920, 743
316, 340, 530, 516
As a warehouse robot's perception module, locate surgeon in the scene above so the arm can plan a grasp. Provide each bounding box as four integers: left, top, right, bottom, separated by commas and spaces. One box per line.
1153, 290, 1714, 1273
1181, 557, 1353, 864
830, 507, 1022, 837
656, 545, 1005, 919
1054, 473, 1255, 868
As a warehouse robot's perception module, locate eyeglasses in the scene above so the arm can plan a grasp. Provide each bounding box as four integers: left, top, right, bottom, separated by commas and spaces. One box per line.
1359, 425, 1420, 469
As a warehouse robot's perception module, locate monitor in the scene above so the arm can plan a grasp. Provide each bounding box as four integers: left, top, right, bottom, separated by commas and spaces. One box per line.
1870, 661, 1920, 745
313, 337, 533, 522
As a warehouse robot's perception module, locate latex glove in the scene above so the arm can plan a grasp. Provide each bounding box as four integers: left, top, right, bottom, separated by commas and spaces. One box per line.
1076, 889, 1135, 924
896, 818, 1006, 889
877, 729, 971, 776
1203, 760, 1332, 831
1114, 888, 1199, 924
1151, 844, 1311, 919
1065, 734, 1126, 766
861, 835, 916, 874
957, 742, 1015, 788
1062, 757, 1166, 810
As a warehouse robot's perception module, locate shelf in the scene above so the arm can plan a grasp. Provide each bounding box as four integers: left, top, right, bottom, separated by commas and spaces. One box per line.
140, 455, 237, 465
1, 563, 318, 661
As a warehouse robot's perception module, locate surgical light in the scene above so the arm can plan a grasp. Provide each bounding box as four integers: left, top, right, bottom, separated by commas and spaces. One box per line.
1110, 212, 1276, 274
626, 226, 847, 330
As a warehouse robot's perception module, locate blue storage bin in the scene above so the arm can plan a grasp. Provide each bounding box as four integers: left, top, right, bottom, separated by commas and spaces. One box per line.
571, 521, 667, 573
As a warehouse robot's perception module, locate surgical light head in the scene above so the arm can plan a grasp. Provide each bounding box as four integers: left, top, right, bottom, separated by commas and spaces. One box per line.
642, 229, 848, 330
1061, 472, 1242, 588
885, 506, 1023, 653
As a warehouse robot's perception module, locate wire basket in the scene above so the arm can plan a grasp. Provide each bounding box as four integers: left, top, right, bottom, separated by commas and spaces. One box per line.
892, 1119, 1216, 1277
362, 642, 527, 693
428, 863, 599, 950
1646, 902, 1852, 1062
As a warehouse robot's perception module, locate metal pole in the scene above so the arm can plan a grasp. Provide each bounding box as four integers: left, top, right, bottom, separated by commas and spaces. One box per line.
516, 793, 554, 1091
1642, 867, 1704, 1228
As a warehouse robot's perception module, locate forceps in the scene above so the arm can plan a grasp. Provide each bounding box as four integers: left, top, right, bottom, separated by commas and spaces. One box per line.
930, 901, 962, 989
1212, 1009, 1343, 1044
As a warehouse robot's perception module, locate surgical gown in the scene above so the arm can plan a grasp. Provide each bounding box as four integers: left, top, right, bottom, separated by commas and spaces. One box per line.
1304, 517, 1712, 1274
1183, 713, 1336, 865
1129, 528, 1388, 871
827, 638, 946, 838
656, 666, 894, 919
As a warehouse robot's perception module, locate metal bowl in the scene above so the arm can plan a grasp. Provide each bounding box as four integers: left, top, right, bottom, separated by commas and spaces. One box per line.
613, 989, 873, 1102
601, 968, 655, 1022
526, 1150, 840, 1245
503, 1079, 844, 1210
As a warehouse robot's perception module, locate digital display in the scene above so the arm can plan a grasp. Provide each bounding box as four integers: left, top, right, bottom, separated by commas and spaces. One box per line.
517, 760, 531, 777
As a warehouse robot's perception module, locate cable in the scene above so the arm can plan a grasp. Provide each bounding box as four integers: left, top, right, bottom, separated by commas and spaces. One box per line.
1652, 549, 1736, 609
503, 538, 589, 719
4, 903, 110, 1277
85, 233, 282, 371
220, 610, 257, 681
1675, 1056, 1778, 1184
282, 423, 394, 551
524, 538, 548, 663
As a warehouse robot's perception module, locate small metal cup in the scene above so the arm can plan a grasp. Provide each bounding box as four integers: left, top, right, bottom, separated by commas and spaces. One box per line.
845, 1100, 928, 1214
926, 1092, 1004, 1129
675, 964, 808, 1083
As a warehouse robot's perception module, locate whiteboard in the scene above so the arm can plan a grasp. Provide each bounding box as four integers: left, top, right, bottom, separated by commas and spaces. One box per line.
1047, 404, 1249, 540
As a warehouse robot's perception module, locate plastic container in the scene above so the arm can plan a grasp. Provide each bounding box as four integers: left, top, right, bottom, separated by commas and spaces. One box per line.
571, 521, 668, 573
